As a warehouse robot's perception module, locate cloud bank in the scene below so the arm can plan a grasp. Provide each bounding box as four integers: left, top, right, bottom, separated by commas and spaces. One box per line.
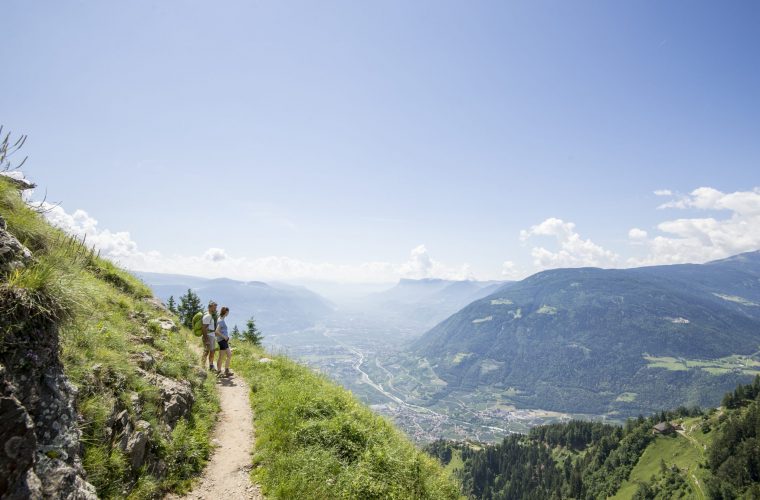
631, 187, 760, 266
519, 187, 760, 273
35, 185, 760, 283
40, 204, 473, 283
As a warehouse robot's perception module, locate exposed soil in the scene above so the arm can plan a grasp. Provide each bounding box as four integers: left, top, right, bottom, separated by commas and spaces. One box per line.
168, 372, 263, 499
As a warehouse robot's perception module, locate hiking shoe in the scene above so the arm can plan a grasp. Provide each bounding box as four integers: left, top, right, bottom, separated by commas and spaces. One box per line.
224, 370, 234, 378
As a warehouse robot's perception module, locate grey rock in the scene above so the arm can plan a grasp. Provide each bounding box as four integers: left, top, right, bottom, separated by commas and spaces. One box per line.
129, 311, 149, 321
149, 317, 179, 333
143, 297, 169, 313
0, 223, 33, 275
154, 373, 194, 427
35, 453, 97, 499
129, 392, 143, 416
0, 394, 36, 496
125, 421, 151, 470
155, 459, 168, 478
132, 351, 155, 370
0, 255, 97, 500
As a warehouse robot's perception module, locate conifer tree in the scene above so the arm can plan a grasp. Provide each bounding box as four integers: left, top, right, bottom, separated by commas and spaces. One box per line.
166, 295, 177, 314
231, 324, 241, 340
243, 315, 263, 345
177, 288, 202, 328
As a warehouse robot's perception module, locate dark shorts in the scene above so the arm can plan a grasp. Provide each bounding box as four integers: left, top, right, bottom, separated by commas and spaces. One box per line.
218, 339, 229, 350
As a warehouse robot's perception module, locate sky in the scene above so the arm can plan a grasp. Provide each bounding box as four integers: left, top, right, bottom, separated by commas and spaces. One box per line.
2, 1, 759, 283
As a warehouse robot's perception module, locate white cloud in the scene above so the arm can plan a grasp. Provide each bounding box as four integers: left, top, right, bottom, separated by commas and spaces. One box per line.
628, 228, 648, 240
203, 247, 228, 262
39, 204, 473, 283
520, 217, 619, 269
398, 244, 475, 280
43, 205, 140, 258
630, 187, 760, 266
654, 189, 673, 196
501, 260, 526, 280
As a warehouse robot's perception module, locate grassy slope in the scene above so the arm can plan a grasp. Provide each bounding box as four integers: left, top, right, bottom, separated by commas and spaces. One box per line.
612, 416, 714, 500
0, 177, 218, 499
443, 449, 465, 477
233, 342, 462, 499
1, 176, 460, 499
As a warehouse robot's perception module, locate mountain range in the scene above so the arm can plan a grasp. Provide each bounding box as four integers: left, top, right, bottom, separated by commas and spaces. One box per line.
411, 251, 760, 416
136, 272, 335, 333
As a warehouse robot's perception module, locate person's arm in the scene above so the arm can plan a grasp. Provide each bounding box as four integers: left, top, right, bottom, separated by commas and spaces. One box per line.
201, 317, 209, 335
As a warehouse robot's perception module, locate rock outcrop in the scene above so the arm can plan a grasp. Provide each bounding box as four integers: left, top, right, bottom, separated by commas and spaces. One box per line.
149, 317, 179, 333
0, 192, 96, 499
0, 172, 36, 191
0, 215, 32, 272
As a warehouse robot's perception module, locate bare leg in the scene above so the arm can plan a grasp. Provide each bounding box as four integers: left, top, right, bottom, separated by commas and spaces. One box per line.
206, 336, 215, 368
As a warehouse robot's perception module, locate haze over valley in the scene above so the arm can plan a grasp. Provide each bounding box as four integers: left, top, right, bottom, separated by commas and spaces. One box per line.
141, 251, 760, 443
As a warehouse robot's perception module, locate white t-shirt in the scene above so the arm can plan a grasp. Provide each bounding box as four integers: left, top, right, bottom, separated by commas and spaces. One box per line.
202, 313, 216, 336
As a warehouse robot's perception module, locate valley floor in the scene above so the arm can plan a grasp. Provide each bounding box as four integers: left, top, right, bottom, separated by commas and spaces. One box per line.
268, 323, 594, 443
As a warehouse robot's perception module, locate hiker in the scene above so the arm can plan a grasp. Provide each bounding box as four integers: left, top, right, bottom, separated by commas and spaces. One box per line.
216, 306, 233, 377
201, 300, 218, 371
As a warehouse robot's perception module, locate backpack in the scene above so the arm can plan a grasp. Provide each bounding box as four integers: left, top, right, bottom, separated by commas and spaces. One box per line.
192, 311, 217, 337
191, 311, 205, 337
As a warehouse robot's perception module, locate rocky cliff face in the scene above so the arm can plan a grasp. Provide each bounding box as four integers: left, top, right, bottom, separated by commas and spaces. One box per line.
0, 174, 217, 497
0, 214, 97, 499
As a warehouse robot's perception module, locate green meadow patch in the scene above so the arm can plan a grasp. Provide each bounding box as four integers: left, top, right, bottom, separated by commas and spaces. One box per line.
643, 354, 760, 376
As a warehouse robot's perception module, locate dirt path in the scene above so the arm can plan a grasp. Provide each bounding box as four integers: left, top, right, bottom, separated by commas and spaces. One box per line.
168, 373, 263, 499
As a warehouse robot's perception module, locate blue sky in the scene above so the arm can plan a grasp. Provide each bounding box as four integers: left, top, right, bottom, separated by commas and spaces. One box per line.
2, 1, 759, 283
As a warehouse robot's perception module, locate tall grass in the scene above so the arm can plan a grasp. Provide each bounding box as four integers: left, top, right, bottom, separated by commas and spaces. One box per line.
234, 342, 462, 499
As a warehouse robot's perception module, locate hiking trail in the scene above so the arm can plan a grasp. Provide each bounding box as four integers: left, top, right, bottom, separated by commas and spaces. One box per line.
168, 360, 263, 499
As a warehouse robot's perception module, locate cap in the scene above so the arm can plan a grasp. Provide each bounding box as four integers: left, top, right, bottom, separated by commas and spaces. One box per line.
208, 300, 217, 306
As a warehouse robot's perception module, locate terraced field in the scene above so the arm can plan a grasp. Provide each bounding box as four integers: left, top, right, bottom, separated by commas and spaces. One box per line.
644, 354, 760, 376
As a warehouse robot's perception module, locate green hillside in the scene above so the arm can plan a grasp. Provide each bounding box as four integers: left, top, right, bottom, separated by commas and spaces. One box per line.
1, 172, 460, 499
425, 376, 760, 499
612, 422, 709, 500
1, 174, 218, 498
412, 259, 760, 416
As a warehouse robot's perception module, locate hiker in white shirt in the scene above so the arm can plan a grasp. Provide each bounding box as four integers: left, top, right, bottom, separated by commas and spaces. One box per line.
201, 300, 218, 371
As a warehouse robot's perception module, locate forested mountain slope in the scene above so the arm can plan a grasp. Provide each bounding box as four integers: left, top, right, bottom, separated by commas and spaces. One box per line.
426, 376, 760, 499
413, 253, 760, 415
